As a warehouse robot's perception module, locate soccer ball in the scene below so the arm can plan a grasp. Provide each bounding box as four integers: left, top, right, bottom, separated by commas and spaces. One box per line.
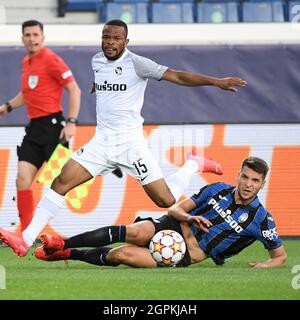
149, 229, 186, 266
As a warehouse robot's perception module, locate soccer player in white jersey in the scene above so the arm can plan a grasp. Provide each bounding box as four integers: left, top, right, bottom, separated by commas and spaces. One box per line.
0, 20, 247, 257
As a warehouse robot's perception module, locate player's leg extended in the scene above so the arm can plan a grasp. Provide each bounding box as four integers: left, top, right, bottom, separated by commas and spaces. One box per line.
50, 158, 93, 195
0, 159, 93, 256
142, 156, 203, 208
126, 147, 198, 207
35, 246, 119, 266
22, 159, 93, 245
16, 161, 38, 231
40, 220, 155, 251
129, 146, 223, 208
35, 245, 157, 268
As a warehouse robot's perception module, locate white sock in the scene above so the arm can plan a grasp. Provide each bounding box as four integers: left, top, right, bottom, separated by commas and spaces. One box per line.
167, 160, 198, 202
22, 189, 65, 246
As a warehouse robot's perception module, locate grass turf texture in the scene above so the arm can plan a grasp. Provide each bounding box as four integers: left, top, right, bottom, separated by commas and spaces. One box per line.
0, 240, 299, 300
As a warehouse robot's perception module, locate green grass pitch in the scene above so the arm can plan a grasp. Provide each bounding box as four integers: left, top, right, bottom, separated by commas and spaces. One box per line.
0, 240, 299, 300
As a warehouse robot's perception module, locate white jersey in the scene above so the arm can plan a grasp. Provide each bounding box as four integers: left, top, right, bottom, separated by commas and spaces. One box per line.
92, 48, 168, 143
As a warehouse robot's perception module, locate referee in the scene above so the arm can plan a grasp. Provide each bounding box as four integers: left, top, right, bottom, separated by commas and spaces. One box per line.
0, 20, 81, 231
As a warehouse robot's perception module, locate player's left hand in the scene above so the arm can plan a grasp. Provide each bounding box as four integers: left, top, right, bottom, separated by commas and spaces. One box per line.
248, 262, 269, 268
216, 77, 247, 92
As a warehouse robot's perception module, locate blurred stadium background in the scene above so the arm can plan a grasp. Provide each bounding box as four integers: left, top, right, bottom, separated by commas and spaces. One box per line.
0, 0, 300, 301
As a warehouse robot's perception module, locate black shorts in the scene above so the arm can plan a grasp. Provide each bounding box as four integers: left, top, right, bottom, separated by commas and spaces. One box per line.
134, 215, 192, 267
17, 112, 68, 169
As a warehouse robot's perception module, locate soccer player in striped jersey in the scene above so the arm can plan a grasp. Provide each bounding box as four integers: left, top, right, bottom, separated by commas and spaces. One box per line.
35, 156, 286, 268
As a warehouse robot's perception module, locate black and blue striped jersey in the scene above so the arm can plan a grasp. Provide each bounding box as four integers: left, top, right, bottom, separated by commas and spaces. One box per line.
189, 182, 282, 265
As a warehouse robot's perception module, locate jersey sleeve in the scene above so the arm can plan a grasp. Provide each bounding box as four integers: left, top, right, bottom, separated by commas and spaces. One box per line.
48, 54, 74, 86
131, 54, 168, 80
255, 211, 282, 250
190, 184, 212, 207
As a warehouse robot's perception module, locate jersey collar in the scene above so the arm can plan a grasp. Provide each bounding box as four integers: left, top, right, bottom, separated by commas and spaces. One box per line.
231, 187, 261, 209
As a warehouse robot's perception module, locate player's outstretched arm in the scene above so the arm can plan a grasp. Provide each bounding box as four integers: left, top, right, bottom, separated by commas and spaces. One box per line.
161, 69, 247, 92
248, 245, 287, 268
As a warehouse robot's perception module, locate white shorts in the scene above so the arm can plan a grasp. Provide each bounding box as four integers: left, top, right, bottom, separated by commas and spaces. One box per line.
71, 132, 164, 185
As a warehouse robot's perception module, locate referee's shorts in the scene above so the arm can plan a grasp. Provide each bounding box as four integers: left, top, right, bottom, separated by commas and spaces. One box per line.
17, 112, 68, 169
134, 215, 192, 267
